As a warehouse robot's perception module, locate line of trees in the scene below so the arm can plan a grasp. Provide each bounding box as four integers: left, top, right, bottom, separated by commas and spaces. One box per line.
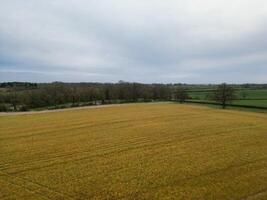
0, 82, 236, 111
0, 82, 174, 111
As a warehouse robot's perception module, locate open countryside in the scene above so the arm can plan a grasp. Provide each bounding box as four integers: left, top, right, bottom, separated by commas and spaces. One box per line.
187, 87, 267, 109
1, 1, 267, 199
1, 83, 267, 112
1, 103, 267, 199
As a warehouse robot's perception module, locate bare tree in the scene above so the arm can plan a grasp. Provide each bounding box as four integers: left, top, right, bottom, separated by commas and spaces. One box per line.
69, 86, 80, 106
174, 87, 188, 103
214, 83, 235, 109
8, 84, 19, 111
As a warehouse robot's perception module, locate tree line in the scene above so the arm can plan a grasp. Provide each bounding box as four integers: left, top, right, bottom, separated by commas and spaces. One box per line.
0, 82, 174, 111
0, 82, 236, 111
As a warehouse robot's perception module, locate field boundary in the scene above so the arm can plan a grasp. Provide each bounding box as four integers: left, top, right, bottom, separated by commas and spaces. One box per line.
1, 100, 267, 116
0, 102, 169, 116
184, 100, 267, 110
0, 104, 127, 116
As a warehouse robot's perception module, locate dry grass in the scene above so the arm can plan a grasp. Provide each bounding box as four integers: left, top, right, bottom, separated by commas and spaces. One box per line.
0, 103, 267, 200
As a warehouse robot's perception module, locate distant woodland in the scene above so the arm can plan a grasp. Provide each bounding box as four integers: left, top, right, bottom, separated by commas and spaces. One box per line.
0, 82, 266, 111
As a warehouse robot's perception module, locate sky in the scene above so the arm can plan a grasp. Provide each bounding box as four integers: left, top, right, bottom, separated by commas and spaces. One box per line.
0, 0, 267, 83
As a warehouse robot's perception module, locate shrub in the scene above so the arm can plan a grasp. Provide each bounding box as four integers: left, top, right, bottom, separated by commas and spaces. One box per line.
19, 105, 29, 112
0, 104, 9, 112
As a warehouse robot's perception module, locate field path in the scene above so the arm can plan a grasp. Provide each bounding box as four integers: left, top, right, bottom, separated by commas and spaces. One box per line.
0, 103, 132, 116
0, 102, 173, 116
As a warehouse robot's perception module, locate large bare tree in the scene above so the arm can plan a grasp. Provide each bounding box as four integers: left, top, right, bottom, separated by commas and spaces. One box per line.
174, 87, 188, 103
214, 83, 235, 109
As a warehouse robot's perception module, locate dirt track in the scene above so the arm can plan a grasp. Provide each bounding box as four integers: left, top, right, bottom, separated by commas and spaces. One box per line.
0, 104, 125, 116
0, 102, 168, 116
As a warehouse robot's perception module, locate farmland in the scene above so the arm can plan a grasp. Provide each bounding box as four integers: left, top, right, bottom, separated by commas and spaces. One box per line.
1, 103, 267, 199
188, 88, 267, 108
1, 82, 267, 112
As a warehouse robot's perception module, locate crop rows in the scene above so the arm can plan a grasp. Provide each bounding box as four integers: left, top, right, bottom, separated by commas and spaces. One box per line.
1, 103, 267, 199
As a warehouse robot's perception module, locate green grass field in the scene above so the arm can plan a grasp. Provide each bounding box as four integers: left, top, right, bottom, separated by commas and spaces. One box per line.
188, 89, 267, 109
233, 100, 267, 108
236, 89, 267, 100
1, 103, 267, 199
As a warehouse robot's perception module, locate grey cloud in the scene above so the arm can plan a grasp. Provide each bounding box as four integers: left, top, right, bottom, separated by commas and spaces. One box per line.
0, 0, 267, 83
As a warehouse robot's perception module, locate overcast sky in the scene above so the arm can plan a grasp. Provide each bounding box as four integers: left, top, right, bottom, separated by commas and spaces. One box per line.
0, 0, 267, 83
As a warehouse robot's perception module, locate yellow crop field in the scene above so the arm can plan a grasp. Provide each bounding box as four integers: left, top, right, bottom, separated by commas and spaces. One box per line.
0, 103, 267, 200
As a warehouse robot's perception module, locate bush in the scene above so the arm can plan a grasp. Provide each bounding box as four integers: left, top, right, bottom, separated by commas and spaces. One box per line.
19, 105, 29, 112
0, 104, 9, 112
53, 105, 68, 110
144, 99, 153, 102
